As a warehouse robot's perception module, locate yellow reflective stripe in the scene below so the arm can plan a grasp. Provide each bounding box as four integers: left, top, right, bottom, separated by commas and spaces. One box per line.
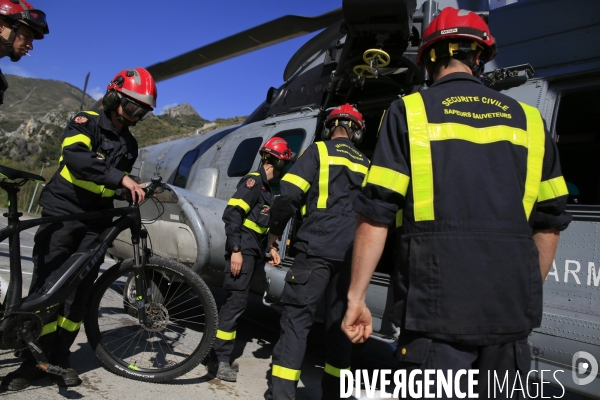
324, 363, 350, 378
60, 165, 115, 197
520, 102, 545, 219
538, 176, 568, 202
243, 219, 269, 234
40, 321, 57, 336
216, 329, 236, 340
227, 198, 251, 213
57, 315, 82, 332
405, 93, 435, 221
316, 142, 329, 209
301, 204, 307, 216
405, 93, 538, 221
82, 111, 99, 116
272, 365, 301, 381
396, 210, 403, 228
59, 134, 93, 162
248, 172, 260, 176
61, 134, 92, 151
366, 165, 410, 196
328, 156, 369, 175
377, 110, 386, 138
282, 173, 311, 193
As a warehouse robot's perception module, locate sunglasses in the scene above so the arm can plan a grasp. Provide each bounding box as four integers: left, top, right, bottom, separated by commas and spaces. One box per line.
119, 94, 153, 120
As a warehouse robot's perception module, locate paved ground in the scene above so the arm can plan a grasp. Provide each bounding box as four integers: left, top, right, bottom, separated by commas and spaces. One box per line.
0, 210, 399, 399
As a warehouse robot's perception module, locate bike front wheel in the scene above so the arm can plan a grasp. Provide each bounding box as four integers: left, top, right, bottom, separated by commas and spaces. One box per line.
85, 256, 218, 382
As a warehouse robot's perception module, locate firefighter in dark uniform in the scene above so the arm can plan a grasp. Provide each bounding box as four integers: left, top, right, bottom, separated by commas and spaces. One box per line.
267, 104, 370, 400
207, 137, 294, 382
4, 68, 156, 391
0, 0, 48, 105
342, 8, 572, 399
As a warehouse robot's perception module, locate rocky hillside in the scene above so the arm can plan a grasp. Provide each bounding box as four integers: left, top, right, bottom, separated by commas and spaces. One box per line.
0, 75, 246, 211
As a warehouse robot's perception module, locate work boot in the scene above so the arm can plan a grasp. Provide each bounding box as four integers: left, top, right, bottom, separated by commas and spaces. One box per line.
51, 357, 81, 387
2, 359, 46, 391
206, 359, 238, 382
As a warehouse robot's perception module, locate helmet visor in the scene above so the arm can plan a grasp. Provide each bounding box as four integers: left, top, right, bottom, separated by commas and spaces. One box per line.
119, 94, 153, 120
8, 9, 49, 35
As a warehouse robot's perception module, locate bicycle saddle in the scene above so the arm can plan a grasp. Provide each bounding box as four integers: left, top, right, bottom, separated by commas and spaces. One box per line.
0, 165, 45, 182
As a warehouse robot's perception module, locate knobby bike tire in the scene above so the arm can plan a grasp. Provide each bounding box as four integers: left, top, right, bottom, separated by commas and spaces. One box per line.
84, 256, 218, 382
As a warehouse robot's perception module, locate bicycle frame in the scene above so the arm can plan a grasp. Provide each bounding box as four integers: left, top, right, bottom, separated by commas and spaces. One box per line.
0, 180, 147, 325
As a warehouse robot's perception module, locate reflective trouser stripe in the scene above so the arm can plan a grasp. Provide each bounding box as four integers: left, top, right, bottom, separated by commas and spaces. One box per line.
216, 329, 236, 340
227, 198, 251, 213
403, 93, 545, 221
272, 365, 301, 381
57, 315, 82, 332
243, 219, 269, 234
40, 321, 57, 336
316, 142, 330, 209
60, 165, 116, 197
538, 176, 569, 202
59, 134, 92, 163
324, 363, 350, 378
282, 173, 311, 193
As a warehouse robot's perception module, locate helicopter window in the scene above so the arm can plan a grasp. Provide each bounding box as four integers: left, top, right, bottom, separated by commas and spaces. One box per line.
269, 129, 306, 194
228, 137, 263, 177
173, 149, 199, 188
555, 88, 600, 205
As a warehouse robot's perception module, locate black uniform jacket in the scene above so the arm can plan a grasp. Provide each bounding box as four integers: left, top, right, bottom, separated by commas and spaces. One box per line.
270, 138, 370, 262
222, 166, 273, 258
39, 110, 137, 216
356, 73, 572, 344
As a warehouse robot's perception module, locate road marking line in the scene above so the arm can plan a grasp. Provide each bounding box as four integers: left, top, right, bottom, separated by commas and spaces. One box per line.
0, 243, 33, 249
0, 269, 32, 275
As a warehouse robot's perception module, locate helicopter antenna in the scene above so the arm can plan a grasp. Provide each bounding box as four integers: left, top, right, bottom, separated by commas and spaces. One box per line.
79, 71, 90, 111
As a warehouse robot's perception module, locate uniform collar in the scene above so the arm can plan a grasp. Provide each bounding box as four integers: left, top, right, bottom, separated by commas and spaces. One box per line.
430, 72, 482, 88
99, 109, 132, 139
258, 165, 271, 191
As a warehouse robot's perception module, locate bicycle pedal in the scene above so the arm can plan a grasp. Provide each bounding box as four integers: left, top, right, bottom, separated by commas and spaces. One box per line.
37, 362, 68, 376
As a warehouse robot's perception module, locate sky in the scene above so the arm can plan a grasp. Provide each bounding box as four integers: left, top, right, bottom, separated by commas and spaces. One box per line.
2, 0, 506, 121
0, 0, 343, 120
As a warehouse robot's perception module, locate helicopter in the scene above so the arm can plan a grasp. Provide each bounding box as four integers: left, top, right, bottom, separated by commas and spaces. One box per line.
105, 0, 600, 397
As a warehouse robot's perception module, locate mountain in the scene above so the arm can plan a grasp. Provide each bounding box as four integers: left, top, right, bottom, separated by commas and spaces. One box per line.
0, 74, 246, 167
0, 75, 247, 211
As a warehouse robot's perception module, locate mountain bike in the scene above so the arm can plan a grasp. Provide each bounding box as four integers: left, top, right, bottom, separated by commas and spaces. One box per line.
0, 165, 218, 382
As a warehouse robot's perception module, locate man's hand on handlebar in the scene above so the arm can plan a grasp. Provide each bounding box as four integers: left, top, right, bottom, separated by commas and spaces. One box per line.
120, 175, 146, 203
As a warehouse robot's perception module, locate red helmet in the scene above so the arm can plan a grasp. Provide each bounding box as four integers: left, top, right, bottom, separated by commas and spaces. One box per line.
417, 7, 496, 66
325, 103, 365, 131
260, 137, 293, 161
107, 68, 157, 108
0, 0, 48, 39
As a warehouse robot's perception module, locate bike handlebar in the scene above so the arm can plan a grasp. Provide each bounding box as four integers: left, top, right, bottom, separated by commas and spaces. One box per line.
114, 176, 166, 202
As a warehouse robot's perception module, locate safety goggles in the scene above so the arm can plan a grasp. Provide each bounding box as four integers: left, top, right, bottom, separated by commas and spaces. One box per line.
8, 9, 49, 35
119, 94, 153, 120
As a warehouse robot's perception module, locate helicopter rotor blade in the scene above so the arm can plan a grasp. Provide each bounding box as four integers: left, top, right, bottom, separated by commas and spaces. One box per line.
147, 8, 343, 83
79, 71, 90, 112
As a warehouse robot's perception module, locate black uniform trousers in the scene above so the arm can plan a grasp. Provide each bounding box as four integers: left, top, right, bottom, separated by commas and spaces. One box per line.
27, 216, 109, 365
396, 334, 531, 399
212, 255, 258, 362
271, 252, 352, 400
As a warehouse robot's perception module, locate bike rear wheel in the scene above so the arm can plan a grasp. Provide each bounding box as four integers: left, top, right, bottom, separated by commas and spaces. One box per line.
85, 256, 217, 382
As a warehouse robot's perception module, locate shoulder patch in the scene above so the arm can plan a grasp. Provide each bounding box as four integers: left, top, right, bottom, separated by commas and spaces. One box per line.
245, 178, 256, 188
74, 116, 88, 124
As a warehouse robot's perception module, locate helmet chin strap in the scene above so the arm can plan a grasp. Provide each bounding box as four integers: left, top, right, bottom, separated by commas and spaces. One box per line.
0, 24, 21, 62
